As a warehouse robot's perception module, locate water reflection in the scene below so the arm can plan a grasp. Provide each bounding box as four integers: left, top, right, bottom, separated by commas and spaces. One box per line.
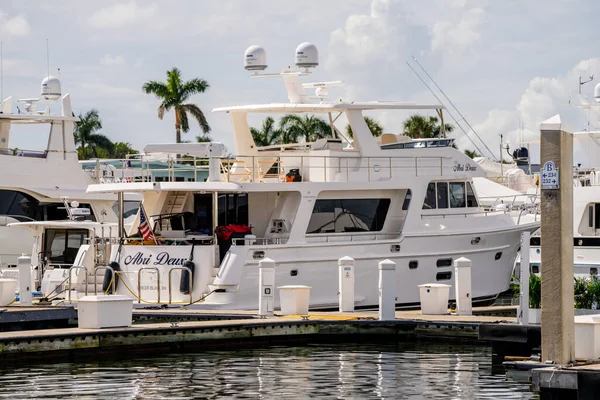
0, 343, 537, 399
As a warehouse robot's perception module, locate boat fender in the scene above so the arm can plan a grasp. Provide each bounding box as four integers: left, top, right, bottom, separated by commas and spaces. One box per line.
180, 239, 196, 295
102, 261, 121, 294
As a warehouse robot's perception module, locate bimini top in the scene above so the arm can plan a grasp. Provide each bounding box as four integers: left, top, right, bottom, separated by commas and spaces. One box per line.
213, 102, 445, 114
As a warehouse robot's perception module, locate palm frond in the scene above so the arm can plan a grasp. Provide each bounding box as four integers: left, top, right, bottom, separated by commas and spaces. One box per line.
166, 68, 182, 97
180, 78, 210, 102
87, 133, 114, 151
182, 104, 210, 134
142, 81, 170, 98
177, 106, 190, 133
158, 105, 166, 120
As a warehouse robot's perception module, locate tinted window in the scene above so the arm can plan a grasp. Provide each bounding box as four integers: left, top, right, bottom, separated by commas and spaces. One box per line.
436, 271, 452, 281
423, 183, 436, 209
44, 229, 88, 265
436, 182, 448, 209
402, 190, 411, 211
449, 182, 466, 208
218, 193, 248, 226
0, 190, 18, 214
307, 198, 390, 233
466, 182, 478, 208
437, 258, 453, 267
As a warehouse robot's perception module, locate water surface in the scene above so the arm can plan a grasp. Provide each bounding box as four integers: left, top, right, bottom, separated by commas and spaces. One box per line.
0, 342, 536, 399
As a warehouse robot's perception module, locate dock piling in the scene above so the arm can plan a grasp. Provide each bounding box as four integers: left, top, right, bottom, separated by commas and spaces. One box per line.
378, 259, 396, 321
540, 114, 574, 364
519, 231, 530, 325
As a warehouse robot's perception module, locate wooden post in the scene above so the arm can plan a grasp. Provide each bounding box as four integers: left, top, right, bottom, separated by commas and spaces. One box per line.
540, 114, 574, 364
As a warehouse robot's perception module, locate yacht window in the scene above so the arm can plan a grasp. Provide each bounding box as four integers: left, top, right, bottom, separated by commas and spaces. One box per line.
436, 258, 453, 267
307, 198, 390, 234
218, 193, 249, 226
436, 271, 452, 281
449, 182, 466, 208
590, 205, 594, 228
44, 229, 88, 266
595, 204, 600, 229
423, 183, 436, 209
402, 190, 412, 211
466, 182, 478, 208
436, 182, 448, 209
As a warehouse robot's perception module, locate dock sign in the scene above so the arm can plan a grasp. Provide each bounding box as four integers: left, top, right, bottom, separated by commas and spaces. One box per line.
541, 161, 559, 189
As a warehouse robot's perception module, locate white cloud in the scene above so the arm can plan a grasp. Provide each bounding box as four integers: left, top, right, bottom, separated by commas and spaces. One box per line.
78, 83, 137, 98
0, 12, 30, 37
100, 54, 125, 66
89, 1, 158, 29
431, 8, 485, 55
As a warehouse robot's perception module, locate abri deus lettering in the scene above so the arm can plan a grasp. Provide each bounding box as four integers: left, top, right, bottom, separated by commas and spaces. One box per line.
124, 252, 187, 266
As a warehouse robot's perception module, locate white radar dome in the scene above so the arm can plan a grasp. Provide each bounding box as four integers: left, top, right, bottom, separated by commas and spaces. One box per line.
244, 45, 268, 71
295, 42, 318, 68
41, 76, 61, 101
595, 82, 600, 103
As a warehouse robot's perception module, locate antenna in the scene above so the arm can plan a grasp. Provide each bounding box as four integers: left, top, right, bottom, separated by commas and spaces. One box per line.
579, 75, 594, 94
46, 38, 49, 79
1, 41, 3, 105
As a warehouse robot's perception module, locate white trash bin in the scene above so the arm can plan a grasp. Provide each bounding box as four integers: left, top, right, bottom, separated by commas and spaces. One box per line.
0, 278, 17, 305
278, 285, 311, 315
77, 295, 134, 329
418, 283, 451, 315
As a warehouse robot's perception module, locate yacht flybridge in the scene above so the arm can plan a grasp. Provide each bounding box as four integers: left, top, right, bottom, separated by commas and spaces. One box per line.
0, 77, 131, 272
45, 43, 538, 310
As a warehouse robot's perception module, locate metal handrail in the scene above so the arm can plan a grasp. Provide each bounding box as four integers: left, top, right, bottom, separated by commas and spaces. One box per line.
168, 266, 193, 304
94, 266, 115, 295
137, 267, 161, 304
67, 265, 88, 302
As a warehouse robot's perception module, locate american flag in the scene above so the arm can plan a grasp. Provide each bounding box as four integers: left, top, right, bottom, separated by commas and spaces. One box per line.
138, 205, 155, 243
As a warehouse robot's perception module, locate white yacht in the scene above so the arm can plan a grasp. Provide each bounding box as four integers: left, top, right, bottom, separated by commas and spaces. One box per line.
28, 43, 539, 309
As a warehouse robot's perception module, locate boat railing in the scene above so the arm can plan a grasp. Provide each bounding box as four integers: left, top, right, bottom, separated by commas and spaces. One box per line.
92, 153, 455, 184
94, 265, 115, 295
0, 148, 47, 159
168, 266, 193, 304
231, 237, 288, 246
305, 232, 401, 243
67, 265, 88, 302
422, 210, 510, 219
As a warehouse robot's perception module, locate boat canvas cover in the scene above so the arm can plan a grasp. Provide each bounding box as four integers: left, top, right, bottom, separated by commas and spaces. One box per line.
473, 157, 536, 191
472, 177, 536, 207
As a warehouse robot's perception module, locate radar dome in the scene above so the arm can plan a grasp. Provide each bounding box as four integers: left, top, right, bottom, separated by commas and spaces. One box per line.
595, 82, 600, 103
41, 76, 61, 101
244, 45, 268, 71
295, 42, 318, 68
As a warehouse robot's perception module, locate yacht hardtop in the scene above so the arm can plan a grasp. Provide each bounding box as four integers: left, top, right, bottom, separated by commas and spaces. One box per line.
59, 43, 538, 309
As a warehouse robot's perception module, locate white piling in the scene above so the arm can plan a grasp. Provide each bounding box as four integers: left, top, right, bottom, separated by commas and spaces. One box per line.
258, 258, 275, 317
454, 257, 472, 316
338, 256, 355, 312
17, 254, 32, 306
520, 231, 531, 325
378, 259, 396, 321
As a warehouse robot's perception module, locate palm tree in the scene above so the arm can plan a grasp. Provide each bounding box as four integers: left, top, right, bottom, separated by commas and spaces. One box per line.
142, 67, 211, 143
279, 114, 332, 143
196, 134, 212, 143
74, 109, 114, 159
402, 114, 454, 139
464, 149, 481, 159
345, 116, 383, 138
111, 142, 138, 158
251, 117, 282, 146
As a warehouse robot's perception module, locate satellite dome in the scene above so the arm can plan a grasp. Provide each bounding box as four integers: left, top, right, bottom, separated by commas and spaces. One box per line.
244, 45, 268, 71
295, 42, 318, 68
41, 76, 61, 101
595, 82, 600, 103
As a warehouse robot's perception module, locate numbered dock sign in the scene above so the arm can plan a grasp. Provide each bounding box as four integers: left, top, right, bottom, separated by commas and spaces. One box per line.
541, 161, 559, 190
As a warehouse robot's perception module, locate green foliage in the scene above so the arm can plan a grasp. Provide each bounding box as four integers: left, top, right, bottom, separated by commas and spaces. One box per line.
464, 149, 481, 159
402, 114, 455, 139
279, 114, 332, 143
111, 142, 138, 159
251, 117, 282, 146
74, 109, 114, 159
143, 67, 211, 143
345, 116, 384, 138
529, 274, 541, 309
514, 274, 600, 309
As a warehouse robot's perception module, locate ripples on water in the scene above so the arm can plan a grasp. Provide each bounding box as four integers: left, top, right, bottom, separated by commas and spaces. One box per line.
0, 342, 537, 399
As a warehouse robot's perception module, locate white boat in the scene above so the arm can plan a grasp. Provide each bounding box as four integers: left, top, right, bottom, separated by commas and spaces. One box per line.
26, 43, 539, 309
0, 78, 132, 268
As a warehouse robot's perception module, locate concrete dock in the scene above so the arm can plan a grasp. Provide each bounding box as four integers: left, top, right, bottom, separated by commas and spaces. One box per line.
0, 306, 516, 363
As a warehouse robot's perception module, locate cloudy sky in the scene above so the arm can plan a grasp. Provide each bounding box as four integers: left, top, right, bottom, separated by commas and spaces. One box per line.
1, 0, 599, 163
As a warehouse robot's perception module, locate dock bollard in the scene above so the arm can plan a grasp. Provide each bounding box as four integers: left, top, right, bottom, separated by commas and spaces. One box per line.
258, 258, 275, 317
454, 257, 472, 316
17, 254, 32, 306
338, 256, 355, 312
378, 259, 396, 321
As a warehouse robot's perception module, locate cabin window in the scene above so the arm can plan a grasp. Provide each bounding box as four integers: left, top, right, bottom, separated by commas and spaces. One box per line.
0, 190, 96, 222
307, 198, 390, 234
449, 182, 466, 208
402, 190, 412, 211
595, 204, 600, 230
466, 182, 478, 208
423, 183, 436, 209
44, 229, 88, 266
590, 205, 594, 227
436, 182, 448, 209
409, 260, 418, 269
436, 271, 452, 281
218, 193, 248, 226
